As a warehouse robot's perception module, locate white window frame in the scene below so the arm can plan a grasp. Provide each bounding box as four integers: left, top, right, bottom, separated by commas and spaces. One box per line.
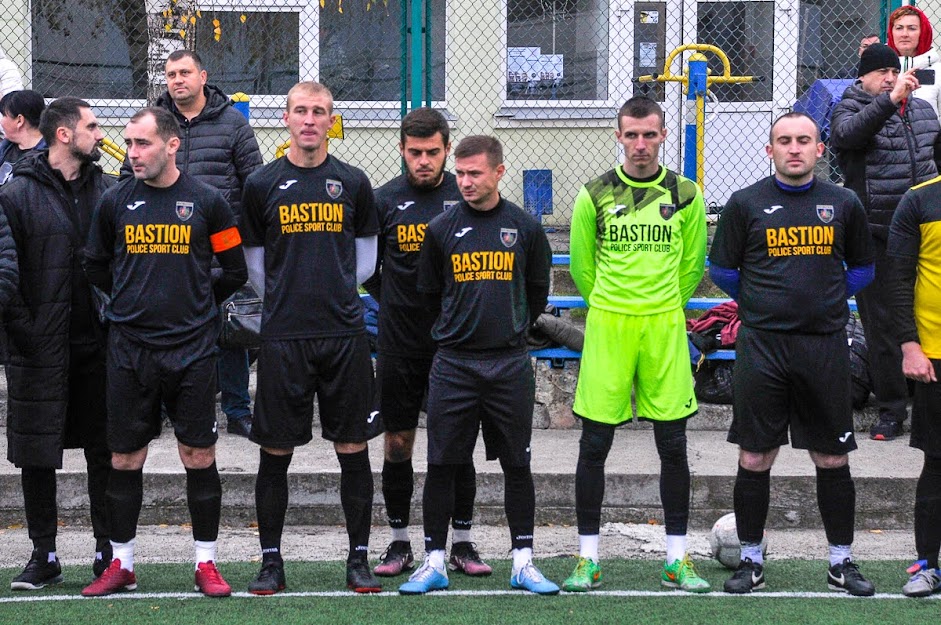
499, 0, 634, 117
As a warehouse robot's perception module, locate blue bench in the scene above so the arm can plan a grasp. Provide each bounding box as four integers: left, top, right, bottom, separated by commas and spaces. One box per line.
364, 256, 858, 368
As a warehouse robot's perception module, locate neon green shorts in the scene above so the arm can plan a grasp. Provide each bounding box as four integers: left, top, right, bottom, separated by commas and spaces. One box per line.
573, 307, 697, 425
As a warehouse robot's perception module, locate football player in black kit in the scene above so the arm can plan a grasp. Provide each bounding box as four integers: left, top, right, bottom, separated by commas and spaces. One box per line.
398, 135, 557, 595
239, 81, 382, 594
364, 108, 491, 578
709, 112, 877, 596
82, 107, 247, 598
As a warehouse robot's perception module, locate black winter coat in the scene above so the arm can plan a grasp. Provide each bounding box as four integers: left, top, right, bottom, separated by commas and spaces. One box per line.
830, 85, 941, 241
1, 151, 112, 468
150, 84, 262, 220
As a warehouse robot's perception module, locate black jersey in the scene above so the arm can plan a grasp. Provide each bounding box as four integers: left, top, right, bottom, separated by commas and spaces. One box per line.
710, 176, 874, 334
240, 155, 379, 339
85, 173, 241, 349
417, 198, 551, 354
373, 172, 460, 357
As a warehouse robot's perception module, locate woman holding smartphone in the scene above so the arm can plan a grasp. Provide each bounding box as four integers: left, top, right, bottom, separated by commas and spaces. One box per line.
888, 5, 941, 117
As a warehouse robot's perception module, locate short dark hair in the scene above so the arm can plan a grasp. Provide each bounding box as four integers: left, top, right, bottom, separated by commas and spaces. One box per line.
454, 135, 503, 167
0, 90, 45, 128
38, 97, 91, 145
166, 49, 203, 71
617, 96, 665, 130
768, 111, 821, 143
400, 107, 450, 145
130, 106, 181, 142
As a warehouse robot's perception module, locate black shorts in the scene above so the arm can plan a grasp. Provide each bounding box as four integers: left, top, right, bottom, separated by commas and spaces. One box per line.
909, 359, 941, 455
252, 334, 378, 447
425, 350, 534, 467
376, 353, 432, 433
107, 329, 219, 453
729, 326, 857, 455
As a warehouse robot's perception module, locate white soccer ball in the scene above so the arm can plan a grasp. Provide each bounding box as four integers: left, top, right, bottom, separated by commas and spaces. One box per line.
709, 512, 768, 569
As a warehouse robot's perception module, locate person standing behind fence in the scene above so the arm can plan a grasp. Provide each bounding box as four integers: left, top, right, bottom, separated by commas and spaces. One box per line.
887, 6, 941, 117
0, 90, 46, 186
564, 96, 708, 594
399, 135, 556, 596
141, 49, 263, 439
240, 81, 383, 595
1, 97, 111, 590
363, 107, 491, 579
710, 112, 875, 595
886, 177, 941, 597
830, 43, 941, 441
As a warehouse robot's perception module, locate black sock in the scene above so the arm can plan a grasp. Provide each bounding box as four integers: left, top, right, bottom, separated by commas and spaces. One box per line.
423, 464, 456, 551
84, 445, 111, 553
502, 461, 535, 550
452, 463, 476, 532
575, 418, 614, 535
338, 449, 373, 562
256, 450, 292, 561
186, 462, 222, 542
655, 420, 690, 536
21, 467, 57, 554
816, 465, 855, 547
107, 468, 143, 544
734, 465, 771, 545
916, 455, 941, 569
381, 458, 413, 531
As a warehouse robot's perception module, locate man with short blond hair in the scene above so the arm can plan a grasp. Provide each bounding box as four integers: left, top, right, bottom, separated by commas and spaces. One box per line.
241, 81, 382, 595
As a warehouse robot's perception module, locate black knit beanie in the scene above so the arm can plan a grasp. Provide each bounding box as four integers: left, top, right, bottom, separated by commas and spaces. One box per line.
858, 43, 901, 77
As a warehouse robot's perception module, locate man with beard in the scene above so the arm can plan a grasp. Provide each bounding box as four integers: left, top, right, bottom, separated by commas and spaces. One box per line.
81, 107, 246, 597
1, 97, 113, 589
711, 112, 876, 595
364, 108, 490, 578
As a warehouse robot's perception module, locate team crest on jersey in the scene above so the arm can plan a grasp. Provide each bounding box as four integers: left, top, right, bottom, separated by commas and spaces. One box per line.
175, 201, 194, 221
326, 179, 343, 199
500, 228, 518, 248
816, 204, 834, 223
660, 203, 677, 220
443, 200, 458, 211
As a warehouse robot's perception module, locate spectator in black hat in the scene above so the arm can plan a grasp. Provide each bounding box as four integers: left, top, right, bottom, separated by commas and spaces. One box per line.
830, 42, 941, 441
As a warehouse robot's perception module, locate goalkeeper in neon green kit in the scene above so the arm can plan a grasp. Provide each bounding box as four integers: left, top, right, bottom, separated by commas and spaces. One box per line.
563, 96, 708, 593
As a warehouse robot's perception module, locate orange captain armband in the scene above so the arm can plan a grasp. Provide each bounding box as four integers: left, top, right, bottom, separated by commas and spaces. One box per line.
210, 227, 242, 253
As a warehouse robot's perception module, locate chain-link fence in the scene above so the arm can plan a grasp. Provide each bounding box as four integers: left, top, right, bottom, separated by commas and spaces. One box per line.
0, 0, 935, 228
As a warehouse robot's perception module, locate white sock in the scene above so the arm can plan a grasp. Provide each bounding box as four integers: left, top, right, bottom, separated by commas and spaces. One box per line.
512, 547, 533, 573
391, 527, 409, 543
829, 544, 852, 567
665, 534, 687, 564
452, 529, 472, 544
47, 551, 57, 563
427, 549, 446, 570
578, 534, 599, 562
112, 539, 136, 571
195, 540, 217, 568
741, 542, 763, 566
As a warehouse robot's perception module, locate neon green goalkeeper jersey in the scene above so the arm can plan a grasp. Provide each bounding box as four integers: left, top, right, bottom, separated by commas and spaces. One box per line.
570, 165, 706, 314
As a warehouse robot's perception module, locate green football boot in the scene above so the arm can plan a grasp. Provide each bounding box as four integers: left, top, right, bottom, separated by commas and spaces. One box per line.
562, 557, 603, 592
662, 554, 711, 593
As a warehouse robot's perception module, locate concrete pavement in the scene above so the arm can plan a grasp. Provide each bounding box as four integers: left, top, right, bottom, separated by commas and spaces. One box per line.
0, 422, 921, 531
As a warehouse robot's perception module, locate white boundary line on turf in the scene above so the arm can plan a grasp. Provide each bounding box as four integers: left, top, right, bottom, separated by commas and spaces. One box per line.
0, 590, 936, 603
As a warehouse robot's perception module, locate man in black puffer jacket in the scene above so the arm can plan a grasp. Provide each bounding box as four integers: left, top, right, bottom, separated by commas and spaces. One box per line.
1, 97, 113, 589
831, 43, 941, 442
135, 50, 263, 439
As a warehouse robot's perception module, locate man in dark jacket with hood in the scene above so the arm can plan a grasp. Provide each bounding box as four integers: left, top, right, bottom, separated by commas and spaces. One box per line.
830, 43, 941, 441
0, 97, 112, 590
151, 49, 263, 438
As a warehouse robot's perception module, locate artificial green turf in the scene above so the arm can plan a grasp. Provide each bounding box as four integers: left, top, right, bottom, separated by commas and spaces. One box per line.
0, 558, 929, 625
